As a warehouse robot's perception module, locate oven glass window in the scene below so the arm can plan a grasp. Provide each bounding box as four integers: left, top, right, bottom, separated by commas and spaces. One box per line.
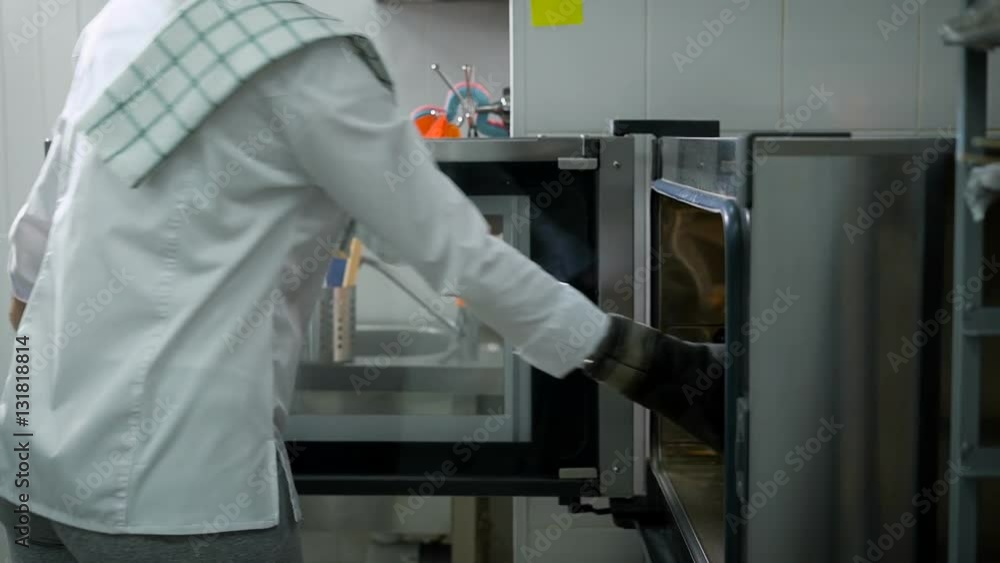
653, 196, 727, 563
289, 197, 533, 443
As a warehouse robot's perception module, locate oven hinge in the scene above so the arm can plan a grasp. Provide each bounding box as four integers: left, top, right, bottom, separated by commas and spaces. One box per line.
558, 467, 599, 480
557, 157, 599, 170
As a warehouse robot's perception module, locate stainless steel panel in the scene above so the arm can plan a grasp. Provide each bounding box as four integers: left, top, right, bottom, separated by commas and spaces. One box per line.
286, 414, 516, 442
986, 207, 1000, 308
597, 135, 652, 497
427, 137, 587, 163
650, 135, 954, 562
296, 364, 505, 394
558, 467, 599, 479
984, 336, 1000, 447
660, 137, 746, 205
632, 134, 654, 498
747, 138, 948, 563
762, 137, 953, 156
981, 210, 1000, 448
557, 157, 598, 170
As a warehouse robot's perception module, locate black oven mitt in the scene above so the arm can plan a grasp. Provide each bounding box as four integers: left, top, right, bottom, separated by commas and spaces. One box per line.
583, 314, 727, 453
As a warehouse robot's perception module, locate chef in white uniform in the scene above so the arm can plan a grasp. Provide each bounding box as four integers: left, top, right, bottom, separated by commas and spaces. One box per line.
2, 1, 725, 561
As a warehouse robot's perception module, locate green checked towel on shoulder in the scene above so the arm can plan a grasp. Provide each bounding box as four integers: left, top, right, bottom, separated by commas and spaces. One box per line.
77, 0, 393, 188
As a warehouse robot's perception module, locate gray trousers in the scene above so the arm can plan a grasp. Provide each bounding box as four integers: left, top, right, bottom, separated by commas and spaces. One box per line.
0, 460, 302, 563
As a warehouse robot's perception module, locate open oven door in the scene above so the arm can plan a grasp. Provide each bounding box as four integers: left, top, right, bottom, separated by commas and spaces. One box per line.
641, 136, 751, 563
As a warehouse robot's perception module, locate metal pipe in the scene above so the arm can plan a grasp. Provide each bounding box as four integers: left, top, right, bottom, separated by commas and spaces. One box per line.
360, 256, 459, 334
431, 64, 474, 116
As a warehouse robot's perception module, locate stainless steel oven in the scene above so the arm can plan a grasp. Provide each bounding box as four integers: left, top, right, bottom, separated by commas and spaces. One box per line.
641, 135, 961, 563
286, 136, 653, 500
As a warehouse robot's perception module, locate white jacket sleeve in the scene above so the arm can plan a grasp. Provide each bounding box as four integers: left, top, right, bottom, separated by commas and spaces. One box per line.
8, 125, 67, 302
279, 39, 609, 378
8, 26, 88, 303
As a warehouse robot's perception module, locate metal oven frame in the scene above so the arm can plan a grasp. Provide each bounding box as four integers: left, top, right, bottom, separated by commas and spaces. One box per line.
289, 135, 653, 499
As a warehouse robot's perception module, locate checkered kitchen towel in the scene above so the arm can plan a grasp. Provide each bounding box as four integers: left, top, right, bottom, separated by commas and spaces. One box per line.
77, 0, 393, 188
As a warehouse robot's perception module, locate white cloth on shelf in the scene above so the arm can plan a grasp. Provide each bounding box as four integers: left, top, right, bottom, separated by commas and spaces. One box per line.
940, 0, 1000, 47
966, 163, 1000, 222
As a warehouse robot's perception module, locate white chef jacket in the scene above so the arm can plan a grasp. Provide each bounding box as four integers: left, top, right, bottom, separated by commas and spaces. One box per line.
2, 0, 610, 535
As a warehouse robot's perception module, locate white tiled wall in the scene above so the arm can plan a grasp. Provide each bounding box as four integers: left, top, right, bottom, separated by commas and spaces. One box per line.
512, 0, 1000, 136
920, 0, 964, 129
517, 0, 648, 136
784, 0, 921, 131
646, 0, 783, 131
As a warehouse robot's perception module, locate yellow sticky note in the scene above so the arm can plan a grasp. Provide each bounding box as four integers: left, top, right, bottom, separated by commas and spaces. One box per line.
531, 0, 583, 27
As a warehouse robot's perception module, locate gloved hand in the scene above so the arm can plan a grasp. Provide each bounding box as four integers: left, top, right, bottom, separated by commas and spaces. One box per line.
582, 314, 728, 452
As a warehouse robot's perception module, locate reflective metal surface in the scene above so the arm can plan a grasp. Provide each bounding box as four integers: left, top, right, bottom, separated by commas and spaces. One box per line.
657, 198, 726, 328
296, 363, 505, 394
659, 137, 746, 206
352, 328, 452, 358
747, 137, 950, 563
651, 196, 728, 563
651, 422, 722, 563
426, 137, 587, 162
632, 134, 654, 497
598, 134, 654, 497
649, 135, 953, 563
980, 209, 1000, 449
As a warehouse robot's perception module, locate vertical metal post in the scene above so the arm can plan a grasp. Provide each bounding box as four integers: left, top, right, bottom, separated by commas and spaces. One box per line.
596, 136, 637, 497
948, 4, 991, 560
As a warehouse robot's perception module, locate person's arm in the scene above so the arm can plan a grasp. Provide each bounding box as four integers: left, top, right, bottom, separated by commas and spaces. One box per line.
7, 26, 86, 330
8, 122, 66, 322
275, 39, 609, 377
274, 39, 727, 451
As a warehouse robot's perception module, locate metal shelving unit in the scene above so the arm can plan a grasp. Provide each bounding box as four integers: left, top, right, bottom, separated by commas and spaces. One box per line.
947, 3, 1000, 561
